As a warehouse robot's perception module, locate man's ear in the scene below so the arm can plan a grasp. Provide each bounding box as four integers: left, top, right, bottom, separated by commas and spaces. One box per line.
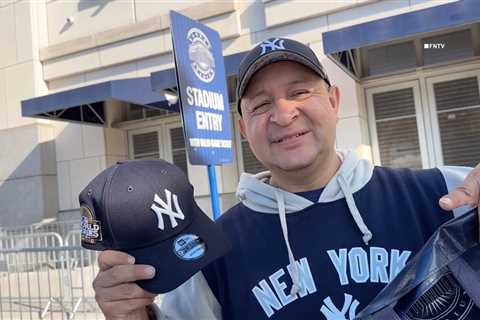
328, 85, 340, 115
239, 118, 247, 139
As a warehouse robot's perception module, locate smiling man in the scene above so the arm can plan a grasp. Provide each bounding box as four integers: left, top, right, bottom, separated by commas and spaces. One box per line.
92, 38, 480, 320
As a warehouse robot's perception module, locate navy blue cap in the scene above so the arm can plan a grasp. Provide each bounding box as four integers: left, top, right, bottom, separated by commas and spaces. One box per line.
236, 37, 331, 115
79, 159, 231, 294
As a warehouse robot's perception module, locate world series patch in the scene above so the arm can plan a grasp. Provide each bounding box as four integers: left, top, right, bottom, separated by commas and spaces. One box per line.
80, 206, 102, 244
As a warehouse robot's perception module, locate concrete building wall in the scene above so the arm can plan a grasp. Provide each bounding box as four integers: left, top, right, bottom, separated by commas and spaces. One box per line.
0, 0, 54, 226
0, 0, 467, 225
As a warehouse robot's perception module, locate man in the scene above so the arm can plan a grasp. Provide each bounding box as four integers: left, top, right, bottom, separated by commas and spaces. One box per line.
92, 38, 480, 319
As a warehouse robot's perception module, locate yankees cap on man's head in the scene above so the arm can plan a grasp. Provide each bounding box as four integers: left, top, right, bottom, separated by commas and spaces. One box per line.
79, 159, 231, 294
236, 37, 331, 115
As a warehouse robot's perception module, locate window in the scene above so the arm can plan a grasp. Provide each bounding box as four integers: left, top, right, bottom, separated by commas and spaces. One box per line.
368, 72, 480, 169
367, 41, 417, 76
132, 131, 160, 160
128, 123, 189, 177
127, 104, 172, 121
423, 30, 474, 66
361, 26, 478, 78
168, 127, 189, 177
369, 86, 423, 168
432, 76, 480, 167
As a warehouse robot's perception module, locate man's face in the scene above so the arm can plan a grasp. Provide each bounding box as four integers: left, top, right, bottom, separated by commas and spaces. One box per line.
239, 61, 340, 173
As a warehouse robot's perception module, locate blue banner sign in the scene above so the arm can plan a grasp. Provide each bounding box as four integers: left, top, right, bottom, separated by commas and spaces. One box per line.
170, 11, 233, 165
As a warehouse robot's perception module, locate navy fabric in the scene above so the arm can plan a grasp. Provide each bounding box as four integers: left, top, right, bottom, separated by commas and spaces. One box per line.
202, 167, 454, 319
295, 188, 324, 203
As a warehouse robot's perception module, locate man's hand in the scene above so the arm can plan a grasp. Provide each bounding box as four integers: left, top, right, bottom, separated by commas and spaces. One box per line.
93, 250, 157, 320
439, 163, 480, 211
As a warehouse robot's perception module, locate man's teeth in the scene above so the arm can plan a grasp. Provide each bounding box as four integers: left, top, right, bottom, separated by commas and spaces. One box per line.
277, 132, 306, 143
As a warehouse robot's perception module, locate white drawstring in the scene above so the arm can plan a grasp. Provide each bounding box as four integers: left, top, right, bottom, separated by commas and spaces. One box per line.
274, 189, 302, 296
337, 174, 373, 245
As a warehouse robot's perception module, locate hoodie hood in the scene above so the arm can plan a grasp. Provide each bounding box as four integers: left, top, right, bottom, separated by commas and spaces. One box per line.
237, 150, 374, 210
235, 150, 374, 295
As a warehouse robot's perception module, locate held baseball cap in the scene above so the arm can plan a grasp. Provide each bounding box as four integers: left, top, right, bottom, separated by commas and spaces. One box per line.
236, 37, 331, 115
79, 159, 231, 294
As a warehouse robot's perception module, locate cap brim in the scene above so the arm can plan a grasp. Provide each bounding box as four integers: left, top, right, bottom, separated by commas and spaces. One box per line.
127, 204, 231, 294
237, 50, 329, 102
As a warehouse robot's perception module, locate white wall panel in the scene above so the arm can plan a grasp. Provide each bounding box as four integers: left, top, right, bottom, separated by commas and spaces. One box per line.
0, 5, 17, 68
5, 62, 36, 128
47, 0, 135, 44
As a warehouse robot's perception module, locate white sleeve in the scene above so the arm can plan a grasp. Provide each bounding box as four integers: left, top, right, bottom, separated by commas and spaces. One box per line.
150, 271, 222, 320
438, 166, 473, 217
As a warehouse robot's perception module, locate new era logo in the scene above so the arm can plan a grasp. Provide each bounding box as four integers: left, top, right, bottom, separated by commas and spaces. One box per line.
260, 38, 285, 54
151, 189, 185, 230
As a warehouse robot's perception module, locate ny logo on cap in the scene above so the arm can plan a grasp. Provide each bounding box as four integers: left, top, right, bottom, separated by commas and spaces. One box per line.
151, 189, 185, 230
260, 38, 285, 55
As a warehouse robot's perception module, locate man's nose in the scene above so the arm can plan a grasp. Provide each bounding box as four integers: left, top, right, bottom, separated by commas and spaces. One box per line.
270, 98, 299, 126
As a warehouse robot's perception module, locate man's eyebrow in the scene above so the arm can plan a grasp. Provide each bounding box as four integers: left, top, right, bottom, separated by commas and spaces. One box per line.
286, 79, 317, 86
248, 79, 310, 97
247, 89, 267, 100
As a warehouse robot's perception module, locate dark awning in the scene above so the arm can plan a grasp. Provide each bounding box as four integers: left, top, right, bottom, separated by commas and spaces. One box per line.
323, 0, 480, 55
22, 51, 248, 126
21, 77, 171, 126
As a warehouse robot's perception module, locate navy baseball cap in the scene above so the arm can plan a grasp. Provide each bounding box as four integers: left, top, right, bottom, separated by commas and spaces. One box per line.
236, 37, 331, 115
79, 159, 231, 294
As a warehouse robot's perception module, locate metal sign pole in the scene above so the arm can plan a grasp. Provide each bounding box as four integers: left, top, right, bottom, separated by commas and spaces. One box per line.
207, 164, 221, 220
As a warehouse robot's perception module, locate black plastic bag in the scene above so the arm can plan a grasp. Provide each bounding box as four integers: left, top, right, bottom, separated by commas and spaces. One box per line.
357, 208, 480, 320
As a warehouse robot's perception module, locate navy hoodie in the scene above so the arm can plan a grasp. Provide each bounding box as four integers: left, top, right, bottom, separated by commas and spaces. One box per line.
156, 150, 472, 320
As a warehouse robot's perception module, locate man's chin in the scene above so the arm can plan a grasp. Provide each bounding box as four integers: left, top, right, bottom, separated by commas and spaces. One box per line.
275, 160, 315, 172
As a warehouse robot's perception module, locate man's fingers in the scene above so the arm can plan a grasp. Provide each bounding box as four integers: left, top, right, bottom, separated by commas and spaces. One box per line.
94, 264, 155, 289
439, 188, 475, 210
98, 250, 135, 271
98, 297, 156, 318
95, 283, 156, 302
440, 165, 480, 211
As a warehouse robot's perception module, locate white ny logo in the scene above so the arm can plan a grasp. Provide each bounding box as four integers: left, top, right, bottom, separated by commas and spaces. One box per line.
151, 189, 185, 230
320, 293, 360, 320
260, 38, 285, 54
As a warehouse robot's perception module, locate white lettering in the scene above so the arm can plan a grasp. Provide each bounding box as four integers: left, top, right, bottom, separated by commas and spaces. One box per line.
186, 86, 194, 105
370, 247, 389, 283
327, 249, 349, 285
185, 86, 224, 110
327, 247, 411, 285
349, 248, 369, 283
270, 269, 296, 307
189, 138, 231, 149
252, 258, 316, 317
195, 111, 222, 131
286, 257, 317, 298
252, 280, 282, 318
390, 249, 411, 280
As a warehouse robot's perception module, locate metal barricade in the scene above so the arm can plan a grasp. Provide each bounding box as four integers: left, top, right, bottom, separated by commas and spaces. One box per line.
0, 245, 102, 320
0, 220, 104, 320
0, 220, 163, 319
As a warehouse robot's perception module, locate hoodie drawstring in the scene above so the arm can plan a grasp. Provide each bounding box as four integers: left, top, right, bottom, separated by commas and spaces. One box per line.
337, 174, 373, 245
274, 189, 302, 296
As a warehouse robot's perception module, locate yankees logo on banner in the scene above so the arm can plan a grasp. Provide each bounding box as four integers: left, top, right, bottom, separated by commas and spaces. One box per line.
151, 189, 185, 230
